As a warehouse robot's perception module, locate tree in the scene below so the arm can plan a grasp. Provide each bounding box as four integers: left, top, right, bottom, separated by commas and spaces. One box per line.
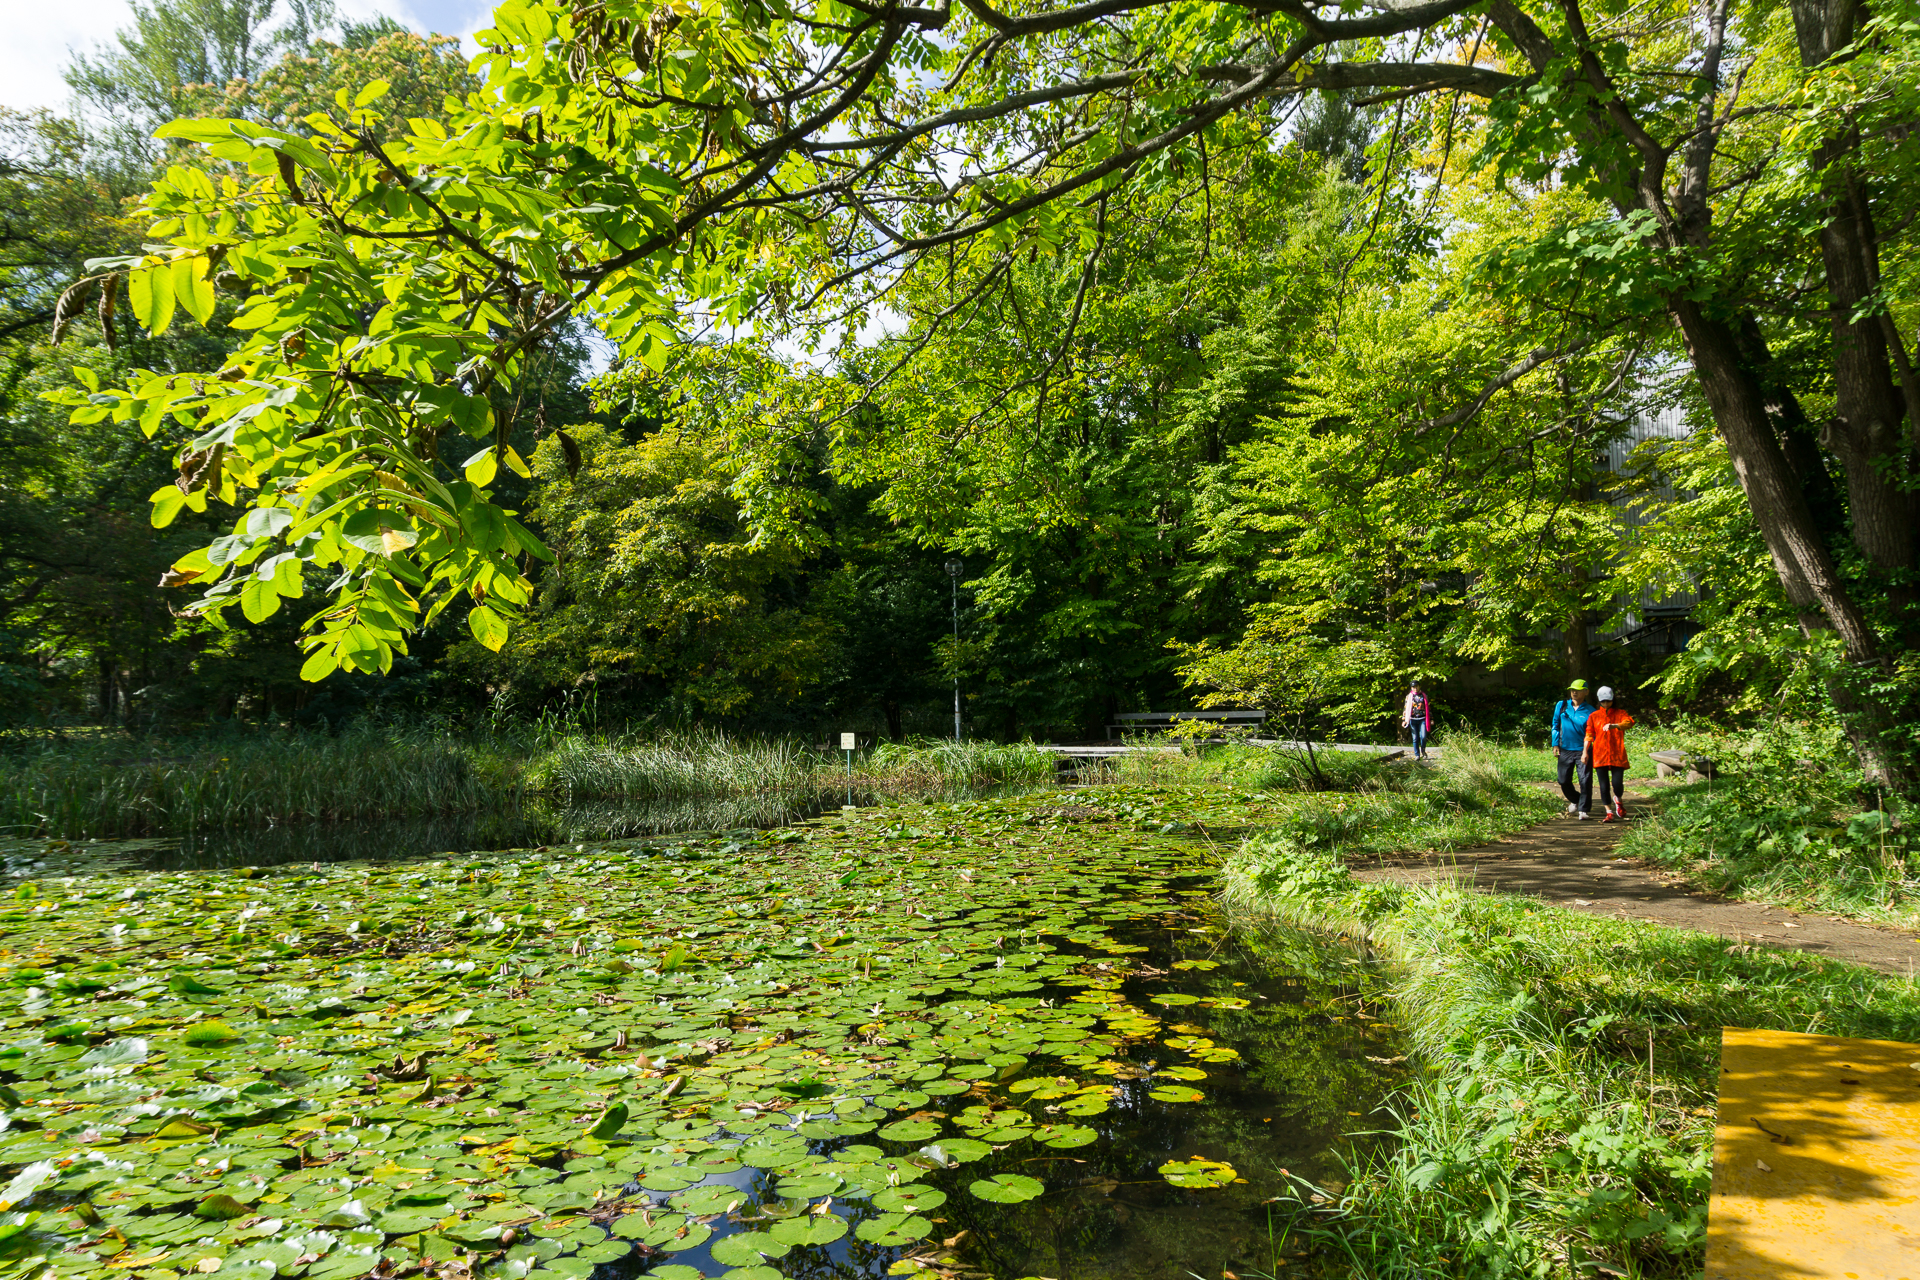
50, 0, 1920, 781
65, 0, 336, 166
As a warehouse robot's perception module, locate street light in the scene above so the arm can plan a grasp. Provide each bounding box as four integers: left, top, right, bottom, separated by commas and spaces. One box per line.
944, 559, 964, 743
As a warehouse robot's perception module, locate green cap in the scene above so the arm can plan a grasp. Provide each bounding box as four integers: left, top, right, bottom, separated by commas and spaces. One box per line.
1568, 679, 1589, 690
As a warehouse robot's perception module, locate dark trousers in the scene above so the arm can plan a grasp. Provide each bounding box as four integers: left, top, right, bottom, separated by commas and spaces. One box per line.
1557, 749, 1592, 813
1596, 765, 1626, 810
1409, 721, 1428, 758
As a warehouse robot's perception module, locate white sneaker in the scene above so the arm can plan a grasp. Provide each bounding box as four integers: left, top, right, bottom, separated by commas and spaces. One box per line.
1566, 802, 1578, 815
1577, 811, 1590, 821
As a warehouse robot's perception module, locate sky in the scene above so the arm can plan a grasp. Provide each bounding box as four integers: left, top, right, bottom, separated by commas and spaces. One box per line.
0, 0, 500, 114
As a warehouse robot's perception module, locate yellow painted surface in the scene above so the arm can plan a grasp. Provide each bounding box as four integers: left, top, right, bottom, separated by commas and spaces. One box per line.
1706, 1027, 1920, 1278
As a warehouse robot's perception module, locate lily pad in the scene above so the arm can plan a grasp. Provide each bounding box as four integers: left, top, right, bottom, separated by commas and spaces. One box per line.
969, 1173, 1045, 1204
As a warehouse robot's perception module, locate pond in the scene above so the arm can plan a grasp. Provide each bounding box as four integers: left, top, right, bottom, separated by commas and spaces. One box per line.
0, 786, 1404, 1280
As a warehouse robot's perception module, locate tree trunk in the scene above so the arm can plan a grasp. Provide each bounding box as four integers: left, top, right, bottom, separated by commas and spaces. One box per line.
1670, 298, 1911, 787
1564, 606, 1591, 686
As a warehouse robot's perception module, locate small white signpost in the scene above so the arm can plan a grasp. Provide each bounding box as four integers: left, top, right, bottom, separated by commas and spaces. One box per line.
840, 733, 856, 807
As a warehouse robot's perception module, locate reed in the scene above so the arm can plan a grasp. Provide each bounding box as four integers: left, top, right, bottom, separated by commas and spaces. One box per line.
0, 723, 510, 838
0, 726, 1056, 839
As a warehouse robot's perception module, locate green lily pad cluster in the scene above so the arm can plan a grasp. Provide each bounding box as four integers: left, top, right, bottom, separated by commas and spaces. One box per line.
0, 787, 1297, 1280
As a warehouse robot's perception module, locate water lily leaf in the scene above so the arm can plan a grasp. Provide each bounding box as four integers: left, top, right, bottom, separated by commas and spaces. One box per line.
1008, 1076, 1076, 1099
0, 1162, 55, 1210
919, 1137, 991, 1164
968, 1174, 1045, 1204
648, 1269, 704, 1280
875, 1119, 941, 1142
639, 1167, 702, 1192
170, 972, 223, 995
1158, 1157, 1239, 1189
1148, 1085, 1205, 1103
872, 1186, 946, 1212
155, 1117, 216, 1139
1149, 994, 1200, 1006
584, 1102, 627, 1139
374, 1209, 443, 1233
306, 1244, 382, 1279
708, 1232, 790, 1265
659, 1222, 713, 1252
80, 1037, 149, 1066
773, 1174, 841, 1198
1159, 1065, 1208, 1081
1033, 1123, 1098, 1148
767, 1213, 847, 1246
853, 1212, 931, 1245
195, 1192, 254, 1220
182, 1019, 241, 1045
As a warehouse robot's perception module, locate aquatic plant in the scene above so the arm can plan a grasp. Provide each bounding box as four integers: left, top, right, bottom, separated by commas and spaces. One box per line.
0, 786, 1364, 1280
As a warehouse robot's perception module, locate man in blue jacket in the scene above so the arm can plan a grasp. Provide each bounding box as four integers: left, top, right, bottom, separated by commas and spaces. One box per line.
1550, 680, 1596, 819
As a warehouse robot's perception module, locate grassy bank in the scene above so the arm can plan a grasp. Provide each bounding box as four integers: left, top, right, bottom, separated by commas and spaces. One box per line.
1224, 755, 1920, 1278
1616, 723, 1920, 928
0, 727, 1056, 839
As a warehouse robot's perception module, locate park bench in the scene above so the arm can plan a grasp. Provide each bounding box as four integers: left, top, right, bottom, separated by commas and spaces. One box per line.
1650, 748, 1717, 781
1107, 710, 1266, 740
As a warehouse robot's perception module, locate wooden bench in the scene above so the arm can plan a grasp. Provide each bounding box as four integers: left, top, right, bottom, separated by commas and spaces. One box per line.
1650, 748, 1718, 781
1107, 710, 1266, 740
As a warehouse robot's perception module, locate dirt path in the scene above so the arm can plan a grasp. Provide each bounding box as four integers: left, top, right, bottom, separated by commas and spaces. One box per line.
1352, 783, 1920, 976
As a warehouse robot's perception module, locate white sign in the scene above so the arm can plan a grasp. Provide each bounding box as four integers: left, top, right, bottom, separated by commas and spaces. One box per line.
840, 733, 856, 750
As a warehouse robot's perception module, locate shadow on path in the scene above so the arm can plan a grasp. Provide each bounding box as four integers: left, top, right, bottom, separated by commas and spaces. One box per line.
1352, 783, 1920, 975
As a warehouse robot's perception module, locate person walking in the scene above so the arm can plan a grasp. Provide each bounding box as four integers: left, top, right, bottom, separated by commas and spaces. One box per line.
1402, 680, 1432, 760
1550, 680, 1596, 819
1583, 686, 1636, 822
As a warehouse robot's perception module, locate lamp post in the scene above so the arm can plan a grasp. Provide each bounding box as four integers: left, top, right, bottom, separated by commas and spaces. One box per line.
944, 559, 964, 743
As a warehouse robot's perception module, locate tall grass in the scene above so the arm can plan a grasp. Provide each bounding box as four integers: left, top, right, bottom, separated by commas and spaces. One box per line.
0, 727, 1057, 839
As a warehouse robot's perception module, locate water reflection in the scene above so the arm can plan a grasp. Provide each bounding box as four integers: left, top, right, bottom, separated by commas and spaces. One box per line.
6, 796, 830, 873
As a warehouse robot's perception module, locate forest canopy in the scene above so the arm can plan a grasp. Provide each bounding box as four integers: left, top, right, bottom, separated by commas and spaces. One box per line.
5, 0, 1919, 780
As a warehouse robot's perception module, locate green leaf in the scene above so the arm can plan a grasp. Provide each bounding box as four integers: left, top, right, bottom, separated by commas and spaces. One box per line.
1148, 1084, 1205, 1103
468, 605, 508, 651
767, 1213, 847, 1246
707, 1232, 789, 1266
195, 1192, 254, 1220
129, 263, 175, 334
585, 1101, 628, 1139
463, 448, 499, 486
968, 1173, 1044, 1203
1157, 1157, 1239, 1189
175, 256, 217, 325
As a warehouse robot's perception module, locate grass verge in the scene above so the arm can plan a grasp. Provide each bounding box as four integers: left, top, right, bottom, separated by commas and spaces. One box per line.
1225, 772, 1920, 1277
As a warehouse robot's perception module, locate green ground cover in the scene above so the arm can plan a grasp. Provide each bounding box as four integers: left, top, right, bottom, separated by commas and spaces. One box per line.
1616, 720, 1920, 929
1228, 794, 1920, 1278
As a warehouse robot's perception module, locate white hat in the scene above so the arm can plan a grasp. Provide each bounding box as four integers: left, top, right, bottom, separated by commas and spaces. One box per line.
1596, 685, 1614, 701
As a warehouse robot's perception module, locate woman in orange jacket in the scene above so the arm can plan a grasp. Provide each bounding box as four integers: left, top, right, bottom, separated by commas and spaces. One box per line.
1582, 686, 1635, 821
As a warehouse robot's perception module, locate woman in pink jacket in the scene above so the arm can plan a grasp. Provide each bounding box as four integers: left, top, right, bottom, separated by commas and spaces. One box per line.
1402, 681, 1432, 760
